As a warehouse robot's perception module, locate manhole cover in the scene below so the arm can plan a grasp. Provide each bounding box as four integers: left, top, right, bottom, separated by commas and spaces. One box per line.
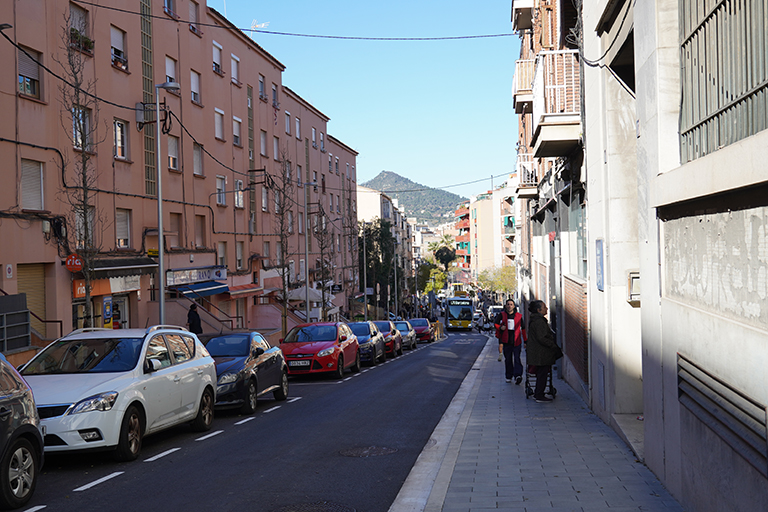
339, 445, 398, 457
273, 502, 356, 512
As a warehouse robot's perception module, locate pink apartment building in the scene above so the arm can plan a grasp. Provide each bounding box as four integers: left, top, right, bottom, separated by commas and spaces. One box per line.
0, 0, 358, 358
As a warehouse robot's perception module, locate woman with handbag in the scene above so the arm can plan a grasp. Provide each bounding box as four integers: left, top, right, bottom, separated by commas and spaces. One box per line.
526, 300, 562, 402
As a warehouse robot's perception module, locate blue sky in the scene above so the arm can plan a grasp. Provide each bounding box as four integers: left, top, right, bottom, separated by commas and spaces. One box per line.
208, 0, 520, 199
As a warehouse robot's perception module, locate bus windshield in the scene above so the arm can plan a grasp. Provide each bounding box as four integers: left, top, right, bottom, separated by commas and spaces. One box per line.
447, 300, 473, 322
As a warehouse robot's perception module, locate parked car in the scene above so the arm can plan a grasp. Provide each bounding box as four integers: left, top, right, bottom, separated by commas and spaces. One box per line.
280, 323, 360, 378
19, 326, 216, 462
373, 321, 403, 357
409, 318, 435, 343
394, 321, 417, 350
199, 331, 288, 414
0, 355, 43, 509
348, 322, 386, 366
388, 312, 402, 321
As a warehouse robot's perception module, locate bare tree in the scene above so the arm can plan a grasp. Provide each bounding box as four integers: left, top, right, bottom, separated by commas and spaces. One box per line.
312, 208, 336, 321
272, 147, 297, 337
56, 10, 107, 327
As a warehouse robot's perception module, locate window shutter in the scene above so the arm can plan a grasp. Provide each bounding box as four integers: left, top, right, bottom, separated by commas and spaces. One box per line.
18, 48, 39, 80
70, 4, 87, 33
110, 27, 123, 51
189, 1, 198, 24
215, 112, 223, 138
115, 209, 129, 241
165, 57, 175, 81
213, 44, 221, 65
190, 71, 200, 94
21, 159, 42, 210
193, 144, 202, 174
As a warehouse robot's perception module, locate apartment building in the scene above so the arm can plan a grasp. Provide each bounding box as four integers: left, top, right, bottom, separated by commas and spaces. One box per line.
454, 202, 470, 276
0, 0, 357, 353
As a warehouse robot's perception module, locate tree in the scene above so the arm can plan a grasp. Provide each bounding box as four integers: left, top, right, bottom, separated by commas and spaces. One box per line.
476, 265, 517, 296
313, 209, 335, 321
358, 218, 394, 319
435, 246, 456, 272
272, 148, 296, 337
56, 12, 107, 327
427, 234, 454, 254
425, 268, 446, 293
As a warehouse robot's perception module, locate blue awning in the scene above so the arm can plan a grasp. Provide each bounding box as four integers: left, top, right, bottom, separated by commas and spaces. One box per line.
174, 281, 229, 298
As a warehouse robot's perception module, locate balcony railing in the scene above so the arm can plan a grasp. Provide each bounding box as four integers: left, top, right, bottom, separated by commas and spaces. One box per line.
455, 219, 469, 230
454, 208, 469, 217
513, 59, 535, 114
531, 50, 581, 157
456, 234, 469, 243
516, 153, 537, 186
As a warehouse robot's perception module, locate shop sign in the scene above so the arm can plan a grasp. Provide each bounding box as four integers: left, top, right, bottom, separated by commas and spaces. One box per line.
73, 278, 111, 299
165, 266, 227, 287
66, 254, 83, 272
109, 275, 141, 294
103, 296, 113, 328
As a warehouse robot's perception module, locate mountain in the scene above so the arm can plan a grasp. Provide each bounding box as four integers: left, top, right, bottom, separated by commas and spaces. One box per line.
361, 171, 466, 225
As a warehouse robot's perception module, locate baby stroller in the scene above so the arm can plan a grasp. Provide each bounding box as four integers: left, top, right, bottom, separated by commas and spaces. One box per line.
524, 364, 557, 399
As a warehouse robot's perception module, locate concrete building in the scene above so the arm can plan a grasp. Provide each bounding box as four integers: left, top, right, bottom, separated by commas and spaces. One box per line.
0, 0, 357, 356
469, 192, 495, 282
453, 202, 471, 284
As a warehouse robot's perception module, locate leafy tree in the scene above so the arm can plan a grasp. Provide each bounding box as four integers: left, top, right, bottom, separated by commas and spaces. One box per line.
358, 219, 394, 319
435, 246, 456, 272
476, 265, 517, 295
427, 234, 454, 254
425, 268, 446, 293
416, 259, 437, 292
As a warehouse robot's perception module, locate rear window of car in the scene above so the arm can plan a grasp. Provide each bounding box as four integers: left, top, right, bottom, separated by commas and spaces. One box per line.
22, 337, 145, 374
349, 323, 371, 336
285, 325, 338, 342
394, 322, 410, 330
373, 321, 390, 331
410, 319, 428, 326
205, 334, 250, 357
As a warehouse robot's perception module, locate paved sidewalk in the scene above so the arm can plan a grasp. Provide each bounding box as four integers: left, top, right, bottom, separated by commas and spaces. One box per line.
391, 336, 685, 512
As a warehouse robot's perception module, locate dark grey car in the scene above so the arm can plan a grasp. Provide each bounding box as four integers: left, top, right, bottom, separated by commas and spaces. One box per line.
348, 322, 386, 366
0, 356, 43, 509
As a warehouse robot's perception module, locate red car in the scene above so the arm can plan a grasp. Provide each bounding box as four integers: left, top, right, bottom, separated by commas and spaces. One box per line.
373, 321, 403, 357
409, 318, 435, 342
280, 323, 360, 378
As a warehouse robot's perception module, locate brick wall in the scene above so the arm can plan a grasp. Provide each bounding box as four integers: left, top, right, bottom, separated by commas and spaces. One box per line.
564, 275, 588, 383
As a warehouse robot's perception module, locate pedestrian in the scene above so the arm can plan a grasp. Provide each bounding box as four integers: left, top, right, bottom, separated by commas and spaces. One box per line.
494, 299, 526, 384
526, 300, 562, 402
186, 303, 203, 335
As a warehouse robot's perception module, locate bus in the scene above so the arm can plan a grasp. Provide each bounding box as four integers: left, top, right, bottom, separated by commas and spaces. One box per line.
450, 282, 468, 297
445, 297, 473, 330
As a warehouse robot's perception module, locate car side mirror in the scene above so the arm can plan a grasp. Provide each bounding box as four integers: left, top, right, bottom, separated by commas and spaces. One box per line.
279, 338, 284, 343
391, 329, 397, 335
144, 358, 162, 373
340, 335, 347, 342
253, 347, 265, 357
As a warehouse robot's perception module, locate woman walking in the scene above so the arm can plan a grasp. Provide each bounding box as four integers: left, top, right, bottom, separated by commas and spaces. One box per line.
526, 300, 562, 402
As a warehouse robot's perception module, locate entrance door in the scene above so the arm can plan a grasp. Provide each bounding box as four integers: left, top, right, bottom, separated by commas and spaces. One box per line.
17, 264, 46, 335
112, 296, 129, 329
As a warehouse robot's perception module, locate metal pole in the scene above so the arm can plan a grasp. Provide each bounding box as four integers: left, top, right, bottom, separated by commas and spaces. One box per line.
304, 179, 310, 321
394, 250, 398, 320
155, 86, 165, 324
363, 225, 368, 322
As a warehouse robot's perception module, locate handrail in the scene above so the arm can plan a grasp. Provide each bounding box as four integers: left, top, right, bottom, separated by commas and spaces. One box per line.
0, 288, 63, 338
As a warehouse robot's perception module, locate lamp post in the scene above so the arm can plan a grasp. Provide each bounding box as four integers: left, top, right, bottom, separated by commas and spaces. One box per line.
362, 222, 369, 322
155, 81, 180, 324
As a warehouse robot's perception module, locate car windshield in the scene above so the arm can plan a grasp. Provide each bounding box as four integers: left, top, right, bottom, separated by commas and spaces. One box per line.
204, 335, 250, 357
448, 302, 473, 321
285, 325, 337, 342
22, 337, 145, 374
410, 319, 429, 327
348, 324, 371, 336
373, 322, 391, 332
394, 322, 410, 331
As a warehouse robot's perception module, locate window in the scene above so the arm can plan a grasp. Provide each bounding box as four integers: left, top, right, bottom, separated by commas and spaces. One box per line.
20, 159, 43, 211
298, 212, 304, 234
285, 112, 291, 134
336, 195, 341, 213
337, 234, 341, 253
212, 41, 223, 74
352, 166, 355, 182
165, 56, 176, 83
190, 70, 201, 103
258, 75, 265, 99
146, 336, 171, 369
230, 54, 240, 84
168, 212, 181, 248
188, 1, 200, 34
335, 158, 339, 175
263, 241, 270, 259
166, 334, 191, 363
235, 179, 244, 208
110, 26, 127, 70
217, 241, 227, 267
236, 241, 244, 269
274, 190, 280, 214
195, 214, 206, 247
320, 132, 325, 152
214, 109, 224, 140
260, 130, 267, 156
216, 176, 226, 205
299, 259, 305, 280
288, 211, 294, 233
163, 0, 177, 17
168, 135, 179, 169
233, 117, 241, 146
295, 117, 301, 139
69, 4, 92, 53
115, 208, 130, 247
329, 194, 333, 211
328, 156, 332, 173
346, 163, 350, 179
271, 84, 278, 106
72, 106, 91, 150
193, 143, 203, 175
273, 136, 279, 160
114, 118, 128, 159
312, 171, 317, 187
18, 46, 41, 99
321, 174, 326, 194
312, 127, 317, 147
297, 165, 302, 186
262, 186, 268, 212
285, 161, 292, 183
276, 241, 282, 265
75, 206, 95, 249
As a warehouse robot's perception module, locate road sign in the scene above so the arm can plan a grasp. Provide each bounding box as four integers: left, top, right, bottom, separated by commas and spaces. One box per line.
365, 287, 374, 296
66, 254, 83, 273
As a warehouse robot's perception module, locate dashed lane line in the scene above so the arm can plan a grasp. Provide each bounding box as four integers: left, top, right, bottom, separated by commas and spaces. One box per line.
25, 506, 46, 511
73, 472, 124, 492
144, 448, 181, 462
195, 430, 224, 441
263, 406, 281, 413
288, 397, 302, 403
235, 417, 256, 425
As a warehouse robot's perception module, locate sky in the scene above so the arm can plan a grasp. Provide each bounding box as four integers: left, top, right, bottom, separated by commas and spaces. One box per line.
208, 0, 520, 199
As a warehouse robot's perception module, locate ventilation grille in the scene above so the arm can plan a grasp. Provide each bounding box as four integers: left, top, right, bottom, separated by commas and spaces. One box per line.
677, 354, 768, 477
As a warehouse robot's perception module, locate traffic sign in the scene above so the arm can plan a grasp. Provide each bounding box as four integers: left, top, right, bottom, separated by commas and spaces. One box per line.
66, 254, 83, 273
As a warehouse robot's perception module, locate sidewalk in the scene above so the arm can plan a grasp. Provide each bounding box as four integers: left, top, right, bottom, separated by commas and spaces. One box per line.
390, 336, 685, 512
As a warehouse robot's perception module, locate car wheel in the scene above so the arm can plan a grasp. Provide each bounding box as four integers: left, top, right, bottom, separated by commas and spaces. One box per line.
240, 379, 258, 414
351, 351, 361, 373
114, 405, 143, 462
273, 371, 289, 401
0, 437, 38, 509
191, 388, 214, 432
333, 355, 344, 379
369, 349, 377, 366
397, 342, 404, 356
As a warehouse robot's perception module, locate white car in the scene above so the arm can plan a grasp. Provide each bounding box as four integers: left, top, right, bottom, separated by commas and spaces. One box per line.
20, 325, 216, 461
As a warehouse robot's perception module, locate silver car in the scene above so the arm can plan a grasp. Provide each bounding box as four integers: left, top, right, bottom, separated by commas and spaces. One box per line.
393, 321, 417, 350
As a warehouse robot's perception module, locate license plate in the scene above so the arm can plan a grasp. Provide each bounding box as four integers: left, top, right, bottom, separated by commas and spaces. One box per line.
289, 360, 310, 366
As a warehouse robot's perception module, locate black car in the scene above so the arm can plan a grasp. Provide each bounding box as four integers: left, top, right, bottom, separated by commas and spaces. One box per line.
0, 355, 43, 509
200, 332, 288, 414
348, 321, 386, 366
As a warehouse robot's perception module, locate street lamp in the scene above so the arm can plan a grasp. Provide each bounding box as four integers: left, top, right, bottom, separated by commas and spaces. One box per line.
155, 81, 180, 324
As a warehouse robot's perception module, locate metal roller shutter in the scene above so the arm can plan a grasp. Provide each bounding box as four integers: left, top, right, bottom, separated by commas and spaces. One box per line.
16, 264, 46, 335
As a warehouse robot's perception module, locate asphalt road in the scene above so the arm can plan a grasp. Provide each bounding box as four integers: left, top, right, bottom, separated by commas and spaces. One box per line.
27, 331, 487, 512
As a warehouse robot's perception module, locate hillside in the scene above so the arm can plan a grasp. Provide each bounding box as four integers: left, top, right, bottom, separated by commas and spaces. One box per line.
361, 171, 466, 225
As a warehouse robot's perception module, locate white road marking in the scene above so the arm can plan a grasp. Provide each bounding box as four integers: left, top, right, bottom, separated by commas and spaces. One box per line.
235, 417, 256, 425
73, 472, 124, 492
144, 448, 180, 462
288, 397, 302, 403
263, 406, 281, 413
25, 506, 47, 511
195, 430, 224, 441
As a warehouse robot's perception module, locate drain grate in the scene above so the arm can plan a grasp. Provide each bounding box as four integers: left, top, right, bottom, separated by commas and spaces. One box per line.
339, 445, 398, 457
272, 502, 356, 512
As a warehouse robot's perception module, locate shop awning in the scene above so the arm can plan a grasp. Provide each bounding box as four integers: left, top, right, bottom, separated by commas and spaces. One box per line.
174, 281, 229, 298
227, 283, 263, 298
91, 257, 158, 279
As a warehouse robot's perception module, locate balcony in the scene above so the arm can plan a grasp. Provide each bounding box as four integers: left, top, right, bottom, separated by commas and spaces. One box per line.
456, 249, 468, 257
531, 50, 581, 158
454, 208, 469, 218
511, 0, 533, 31
455, 219, 469, 230
456, 234, 469, 243
512, 59, 535, 114
515, 153, 539, 198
